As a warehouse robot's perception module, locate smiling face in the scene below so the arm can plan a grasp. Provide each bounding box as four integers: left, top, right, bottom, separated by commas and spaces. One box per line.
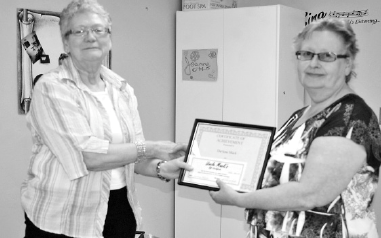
63, 11, 111, 67
297, 30, 352, 104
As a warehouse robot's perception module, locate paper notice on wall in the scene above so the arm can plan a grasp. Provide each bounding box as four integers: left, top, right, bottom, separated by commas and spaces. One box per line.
182, 49, 218, 81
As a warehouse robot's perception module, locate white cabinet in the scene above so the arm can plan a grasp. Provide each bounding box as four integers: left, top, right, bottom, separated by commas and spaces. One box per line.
175, 5, 305, 238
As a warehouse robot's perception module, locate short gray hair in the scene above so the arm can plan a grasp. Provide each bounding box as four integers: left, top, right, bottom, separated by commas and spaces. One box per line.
294, 18, 359, 83
59, 0, 112, 40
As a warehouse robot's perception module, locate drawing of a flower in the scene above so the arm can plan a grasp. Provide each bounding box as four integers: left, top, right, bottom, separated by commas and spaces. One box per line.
190, 51, 200, 61
208, 51, 217, 59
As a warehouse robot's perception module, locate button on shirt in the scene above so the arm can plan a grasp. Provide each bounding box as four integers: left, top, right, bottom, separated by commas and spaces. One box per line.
21, 56, 144, 238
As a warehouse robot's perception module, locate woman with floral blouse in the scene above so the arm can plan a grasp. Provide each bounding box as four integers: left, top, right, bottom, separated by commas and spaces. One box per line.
210, 18, 381, 238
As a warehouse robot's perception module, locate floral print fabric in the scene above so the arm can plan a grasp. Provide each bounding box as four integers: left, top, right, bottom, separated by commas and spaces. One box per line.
246, 94, 381, 238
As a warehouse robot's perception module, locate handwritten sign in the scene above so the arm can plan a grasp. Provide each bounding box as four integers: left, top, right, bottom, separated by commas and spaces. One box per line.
182, 49, 218, 81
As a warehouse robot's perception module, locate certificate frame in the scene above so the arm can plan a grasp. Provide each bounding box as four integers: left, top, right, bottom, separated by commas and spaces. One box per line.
178, 118, 276, 193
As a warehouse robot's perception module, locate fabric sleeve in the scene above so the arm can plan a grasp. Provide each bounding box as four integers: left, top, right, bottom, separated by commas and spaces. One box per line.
315, 99, 381, 171
30, 76, 109, 180
121, 83, 145, 142
129, 88, 145, 142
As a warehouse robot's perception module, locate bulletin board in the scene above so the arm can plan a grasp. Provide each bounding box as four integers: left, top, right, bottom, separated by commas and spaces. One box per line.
16, 8, 111, 114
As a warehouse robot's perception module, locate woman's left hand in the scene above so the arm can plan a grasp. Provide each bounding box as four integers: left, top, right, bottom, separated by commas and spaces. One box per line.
209, 179, 239, 206
159, 156, 193, 179
168, 143, 187, 160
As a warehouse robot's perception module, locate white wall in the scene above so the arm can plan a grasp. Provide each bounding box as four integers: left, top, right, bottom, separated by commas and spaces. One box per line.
238, 0, 381, 233
0, 1, 180, 237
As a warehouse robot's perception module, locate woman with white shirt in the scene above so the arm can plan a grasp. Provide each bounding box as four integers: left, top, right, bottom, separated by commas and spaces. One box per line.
21, 0, 192, 237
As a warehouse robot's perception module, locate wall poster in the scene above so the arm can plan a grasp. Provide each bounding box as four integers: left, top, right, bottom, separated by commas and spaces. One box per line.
17, 8, 111, 114
182, 49, 218, 81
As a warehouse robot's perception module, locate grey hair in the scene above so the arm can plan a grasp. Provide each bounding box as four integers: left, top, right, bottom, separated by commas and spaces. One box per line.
59, 0, 112, 41
294, 18, 359, 83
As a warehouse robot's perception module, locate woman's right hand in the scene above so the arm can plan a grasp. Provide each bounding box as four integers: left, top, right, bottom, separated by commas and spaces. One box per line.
209, 179, 239, 206
158, 156, 193, 179
145, 141, 187, 161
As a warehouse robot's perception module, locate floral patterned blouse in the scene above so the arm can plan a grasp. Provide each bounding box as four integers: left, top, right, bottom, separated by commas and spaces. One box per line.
246, 94, 381, 238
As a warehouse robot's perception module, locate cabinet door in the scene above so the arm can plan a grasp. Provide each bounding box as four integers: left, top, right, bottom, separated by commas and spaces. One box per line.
276, 5, 306, 128
223, 6, 278, 127
175, 10, 224, 238
222, 6, 278, 238
221, 6, 305, 238
175, 10, 225, 142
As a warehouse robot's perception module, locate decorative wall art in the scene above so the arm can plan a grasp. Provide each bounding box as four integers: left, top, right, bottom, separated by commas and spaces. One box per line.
182, 49, 218, 81
17, 8, 111, 114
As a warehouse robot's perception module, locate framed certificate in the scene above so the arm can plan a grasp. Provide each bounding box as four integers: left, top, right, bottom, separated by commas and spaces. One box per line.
178, 119, 276, 193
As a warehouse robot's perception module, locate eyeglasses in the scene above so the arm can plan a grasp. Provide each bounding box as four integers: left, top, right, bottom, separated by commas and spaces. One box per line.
65, 26, 111, 37
295, 51, 349, 62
